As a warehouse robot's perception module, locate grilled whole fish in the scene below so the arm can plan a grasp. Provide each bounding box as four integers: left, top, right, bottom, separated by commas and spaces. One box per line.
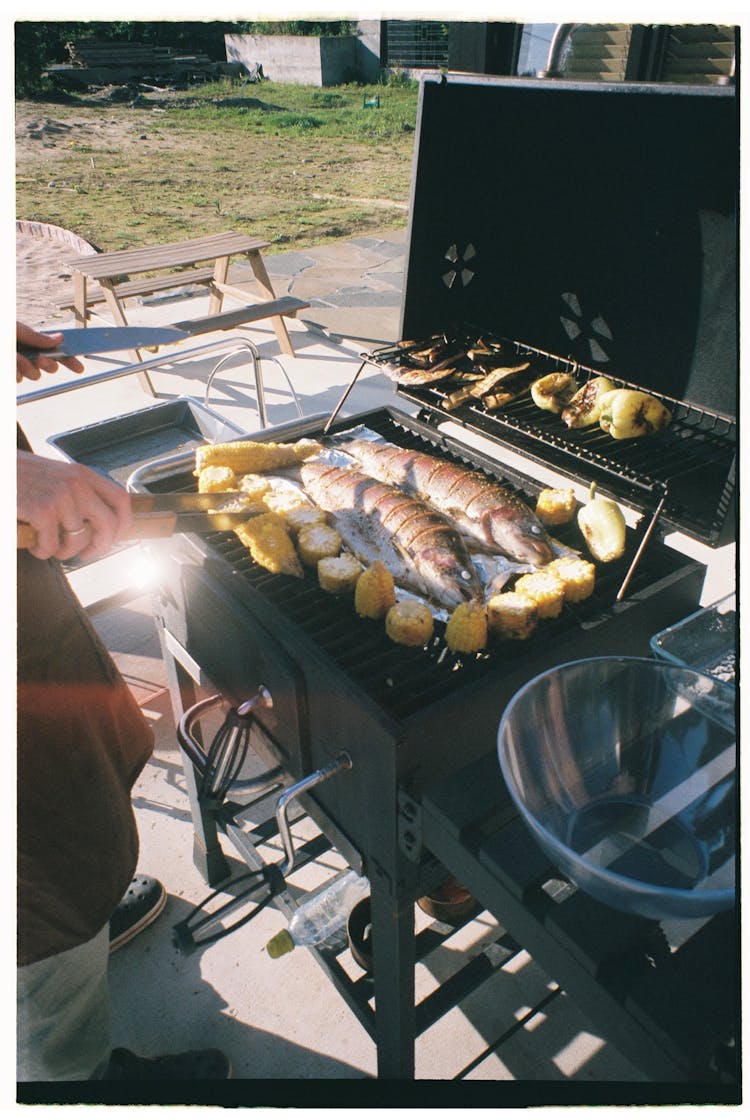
300, 461, 483, 609
340, 439, 555, 566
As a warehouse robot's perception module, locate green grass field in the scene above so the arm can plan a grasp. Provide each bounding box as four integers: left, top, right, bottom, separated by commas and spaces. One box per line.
16, 78, 419, 253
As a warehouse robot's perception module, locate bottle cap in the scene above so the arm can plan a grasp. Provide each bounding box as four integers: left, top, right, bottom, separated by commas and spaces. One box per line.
266, 929, 295, 959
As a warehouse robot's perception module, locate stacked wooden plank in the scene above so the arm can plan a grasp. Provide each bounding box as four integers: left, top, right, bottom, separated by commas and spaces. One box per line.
45, 39, 218, 87
63, 40, 175, 68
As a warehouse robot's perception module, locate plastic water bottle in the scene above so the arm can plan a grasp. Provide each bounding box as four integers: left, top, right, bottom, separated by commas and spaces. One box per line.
266, 870, 369, 958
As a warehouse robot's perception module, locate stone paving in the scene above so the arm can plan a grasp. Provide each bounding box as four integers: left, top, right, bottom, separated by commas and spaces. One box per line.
221, 229, 407, 344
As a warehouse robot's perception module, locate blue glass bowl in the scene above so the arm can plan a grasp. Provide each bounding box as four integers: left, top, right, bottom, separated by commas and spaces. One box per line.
497, 657, 736, 920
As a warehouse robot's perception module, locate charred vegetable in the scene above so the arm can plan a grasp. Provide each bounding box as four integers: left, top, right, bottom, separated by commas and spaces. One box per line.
598, 389, 672, 439
530, 371, 578, 414
396, 364, 459, 387
486, 591, 538, 640
443, 361, 531, 411
577, 482, 626, 562
561, 376, 616, 429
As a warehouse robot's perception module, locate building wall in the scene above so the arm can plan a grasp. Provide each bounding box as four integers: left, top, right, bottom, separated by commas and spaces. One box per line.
355, 20, 384, 82
224, 33, 357, 86
224, 23, 517, 85
320, 36, 358, 84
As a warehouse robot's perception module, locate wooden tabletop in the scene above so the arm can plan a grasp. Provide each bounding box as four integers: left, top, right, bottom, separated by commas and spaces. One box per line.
64, 231, 271, 279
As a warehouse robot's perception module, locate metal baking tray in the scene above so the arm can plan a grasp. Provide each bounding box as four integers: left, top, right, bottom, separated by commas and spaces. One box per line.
650, 593, 737, 686
47, 397, 247, 485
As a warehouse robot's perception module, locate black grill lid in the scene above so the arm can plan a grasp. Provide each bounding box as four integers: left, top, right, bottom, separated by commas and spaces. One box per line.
400, 75, 738, 417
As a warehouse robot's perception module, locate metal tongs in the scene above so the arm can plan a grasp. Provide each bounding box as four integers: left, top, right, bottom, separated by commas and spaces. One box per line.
16, 491, 256, 550
172, 690, 352, 952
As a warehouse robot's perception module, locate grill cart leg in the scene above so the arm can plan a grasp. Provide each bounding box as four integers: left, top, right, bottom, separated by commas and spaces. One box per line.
156, 622, 231, 885
369, 875, 417, 1079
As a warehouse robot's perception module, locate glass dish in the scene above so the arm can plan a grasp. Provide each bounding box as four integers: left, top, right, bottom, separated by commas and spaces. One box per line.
497, 656, 736, 920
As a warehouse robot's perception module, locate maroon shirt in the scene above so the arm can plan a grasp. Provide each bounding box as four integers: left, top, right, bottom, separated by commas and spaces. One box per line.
17, 435, 153, 965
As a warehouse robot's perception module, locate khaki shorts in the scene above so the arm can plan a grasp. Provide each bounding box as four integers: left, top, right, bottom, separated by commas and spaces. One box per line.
17, 925, 110, 1081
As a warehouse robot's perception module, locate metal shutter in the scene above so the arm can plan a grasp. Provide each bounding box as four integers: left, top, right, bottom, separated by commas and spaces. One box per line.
659, 25, 736, 84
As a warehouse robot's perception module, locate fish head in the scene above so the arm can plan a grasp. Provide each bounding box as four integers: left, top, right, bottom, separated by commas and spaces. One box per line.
490, 512, 555, 566
415, 545, 482, 608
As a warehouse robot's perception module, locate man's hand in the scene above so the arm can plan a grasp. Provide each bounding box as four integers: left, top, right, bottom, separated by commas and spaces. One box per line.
17, 321, 85, 383
17, 451, 134, 561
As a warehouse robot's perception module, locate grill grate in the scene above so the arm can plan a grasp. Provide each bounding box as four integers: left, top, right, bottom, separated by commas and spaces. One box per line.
164, 411, 692, 722
365, 333, 736, 544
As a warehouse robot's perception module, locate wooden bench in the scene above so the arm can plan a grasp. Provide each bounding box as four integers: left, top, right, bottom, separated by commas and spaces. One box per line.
60, 266, 218, 313
64, 232, 308, 394
172, 297, 309, 337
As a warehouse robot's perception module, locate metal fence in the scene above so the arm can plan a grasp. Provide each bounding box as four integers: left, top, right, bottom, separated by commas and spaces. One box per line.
385, 21, 449, 69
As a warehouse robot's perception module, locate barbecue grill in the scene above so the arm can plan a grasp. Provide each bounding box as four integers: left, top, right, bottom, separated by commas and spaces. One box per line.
60, 74, 738, 1093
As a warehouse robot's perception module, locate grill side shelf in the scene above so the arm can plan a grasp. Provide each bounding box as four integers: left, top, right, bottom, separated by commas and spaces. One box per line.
421, 752, 737, 1084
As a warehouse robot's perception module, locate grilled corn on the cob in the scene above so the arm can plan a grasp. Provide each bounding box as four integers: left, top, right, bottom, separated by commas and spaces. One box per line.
297, 523, 343, 567
238, 473, 272, 501
284, 505, 329, 537
197, 465, 238, 493
317, 553, 363, 594
535, 487, 577, 527
195, 437, 321, 475
546, 556, 596, 602
354, 561, 396, 620
513, 570, 566, 619
385, 600, 434, 647
445, 600, 488, 653
487, 591, 538, 640
262, 488, 311, 517
234, 513, 303, 578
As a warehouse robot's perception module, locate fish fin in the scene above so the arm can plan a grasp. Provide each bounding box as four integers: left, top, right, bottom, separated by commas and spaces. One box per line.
550, 537, 580, 558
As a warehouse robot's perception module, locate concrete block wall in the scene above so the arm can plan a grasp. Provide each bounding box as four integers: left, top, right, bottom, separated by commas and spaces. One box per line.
355, 21, 384, 82
225, 33, 357, 86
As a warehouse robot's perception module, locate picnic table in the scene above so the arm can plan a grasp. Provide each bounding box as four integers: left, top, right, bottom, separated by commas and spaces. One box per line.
64, 231, 308, 393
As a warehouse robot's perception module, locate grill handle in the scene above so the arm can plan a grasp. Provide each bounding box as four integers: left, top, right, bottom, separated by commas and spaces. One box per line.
275, 753, 353, 876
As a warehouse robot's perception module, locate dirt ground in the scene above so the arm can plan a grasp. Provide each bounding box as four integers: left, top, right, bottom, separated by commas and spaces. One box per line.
15, 97, 200, 163
16, 230, 83, 326
15, 101, 167, 324
15, 91, 410, 326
